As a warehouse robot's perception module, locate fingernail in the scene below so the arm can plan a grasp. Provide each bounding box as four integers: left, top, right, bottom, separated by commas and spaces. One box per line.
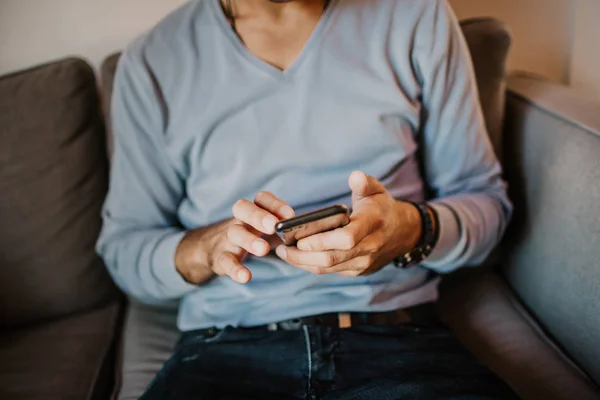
275, 246, 286, 260
237, 270, 250, 283
262, 215, 278, 233
253, 240, 268, 254
279, 206, 294, 219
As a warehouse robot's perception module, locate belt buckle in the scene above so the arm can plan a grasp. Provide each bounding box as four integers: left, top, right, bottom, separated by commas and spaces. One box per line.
338, 312, 352, 328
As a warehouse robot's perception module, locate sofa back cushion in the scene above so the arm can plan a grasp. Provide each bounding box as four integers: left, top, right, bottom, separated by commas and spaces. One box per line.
460, 18, 511, 159
502, 76, 600, 384
0, 58, 119, 327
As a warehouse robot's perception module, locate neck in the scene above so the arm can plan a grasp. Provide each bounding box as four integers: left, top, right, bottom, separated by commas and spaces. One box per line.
223, 0, 327, 21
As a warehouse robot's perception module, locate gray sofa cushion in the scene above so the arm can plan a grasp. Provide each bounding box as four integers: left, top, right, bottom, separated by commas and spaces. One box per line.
438, 269, 600, 400
100, 53, 121, 157
502, 76, 600, 385
116, 301, 179, 400
0, 301, 121, 400
439, 77, 600, 399
460, 18, 511, 159
0, 58, 119, 327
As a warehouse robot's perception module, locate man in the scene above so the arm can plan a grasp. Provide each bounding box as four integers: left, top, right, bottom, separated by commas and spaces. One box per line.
97, 0, 517, 398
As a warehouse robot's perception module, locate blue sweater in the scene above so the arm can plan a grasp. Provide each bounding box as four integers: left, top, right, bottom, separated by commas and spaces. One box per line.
97, 0, 512, 331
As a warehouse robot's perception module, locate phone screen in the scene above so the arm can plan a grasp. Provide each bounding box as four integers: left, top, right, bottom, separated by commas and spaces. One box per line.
275, 205, 350, 246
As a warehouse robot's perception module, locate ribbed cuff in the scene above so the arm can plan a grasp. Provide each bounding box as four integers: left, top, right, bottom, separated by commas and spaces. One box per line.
152, 230, 198, 296
421, 202, 466, 272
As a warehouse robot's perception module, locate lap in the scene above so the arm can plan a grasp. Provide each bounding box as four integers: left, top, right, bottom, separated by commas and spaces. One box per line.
140, 324, 518, 400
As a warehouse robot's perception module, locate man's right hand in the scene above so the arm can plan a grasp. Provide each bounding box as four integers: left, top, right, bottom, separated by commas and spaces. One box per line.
174, 192, 295, 285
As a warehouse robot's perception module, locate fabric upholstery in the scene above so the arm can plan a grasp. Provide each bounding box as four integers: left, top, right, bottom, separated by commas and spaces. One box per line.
0, 58, 119, 327
0, 301, 121, 400
100, 53, 121, 157
501, 76, 600, 385
116, 301, 180, 400
460, 18, 511, 159
437, 269, 600, 400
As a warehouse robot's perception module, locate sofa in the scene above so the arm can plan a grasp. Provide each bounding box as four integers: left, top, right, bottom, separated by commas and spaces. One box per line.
1, 17, 599, 400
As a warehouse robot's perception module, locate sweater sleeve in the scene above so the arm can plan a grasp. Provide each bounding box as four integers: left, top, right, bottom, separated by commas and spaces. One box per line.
412, 0, 513, 272
96, 45, 198, 301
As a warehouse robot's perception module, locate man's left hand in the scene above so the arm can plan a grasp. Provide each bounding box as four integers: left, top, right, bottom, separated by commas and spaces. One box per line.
275, 171, 423, 277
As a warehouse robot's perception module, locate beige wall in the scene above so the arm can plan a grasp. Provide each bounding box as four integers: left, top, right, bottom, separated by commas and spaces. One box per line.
449, 0, 574, 83
0, 0, 187, 76
569, 0, 600, 99
0, 0, 597, 96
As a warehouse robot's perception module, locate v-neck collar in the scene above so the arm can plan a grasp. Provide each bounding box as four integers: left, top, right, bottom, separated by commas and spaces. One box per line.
210, 0, 338, 79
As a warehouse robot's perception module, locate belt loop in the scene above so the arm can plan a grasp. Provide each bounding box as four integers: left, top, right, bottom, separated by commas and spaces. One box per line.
338, 313, 352, 328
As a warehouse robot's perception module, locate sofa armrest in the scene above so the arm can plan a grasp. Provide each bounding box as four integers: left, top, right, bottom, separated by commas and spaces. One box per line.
436, 77, 600, 399
506, 74, 600, 137
437, 269, 600, 400
501, 75, 600, 385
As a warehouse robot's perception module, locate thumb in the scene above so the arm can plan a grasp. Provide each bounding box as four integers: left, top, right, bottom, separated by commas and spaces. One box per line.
349, 171, 386, 202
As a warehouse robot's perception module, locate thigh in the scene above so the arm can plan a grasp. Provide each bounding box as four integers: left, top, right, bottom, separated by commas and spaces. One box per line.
141, 327, 310, 400
327, 325, 519, 400
117, 300, 180, 400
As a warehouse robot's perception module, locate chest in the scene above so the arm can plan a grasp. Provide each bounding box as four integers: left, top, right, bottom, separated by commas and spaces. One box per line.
166, 74, 419, 180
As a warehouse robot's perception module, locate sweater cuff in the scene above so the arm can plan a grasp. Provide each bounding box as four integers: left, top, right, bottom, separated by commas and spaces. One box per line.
152, 230, 198, 295
421, 203, 466, 272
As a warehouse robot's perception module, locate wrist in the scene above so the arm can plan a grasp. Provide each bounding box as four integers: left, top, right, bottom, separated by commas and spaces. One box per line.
393, 201, 440, 268
175, 227, 216, 284
397, 200, 422, 252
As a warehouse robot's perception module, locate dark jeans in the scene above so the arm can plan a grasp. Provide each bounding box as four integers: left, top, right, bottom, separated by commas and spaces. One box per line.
139, 324, 519, 400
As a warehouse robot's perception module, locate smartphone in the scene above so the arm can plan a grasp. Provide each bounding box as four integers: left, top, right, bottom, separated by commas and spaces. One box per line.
275, 204, 350, 246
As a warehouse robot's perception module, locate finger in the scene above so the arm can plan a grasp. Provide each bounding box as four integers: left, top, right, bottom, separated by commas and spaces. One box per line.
338, 270, 363, 278
276, 247, 372, 277
214, 251, 252, 284
232, 199, 279, 234
275, 245, 357, 268
227, 224, 270, 256
331, 255, 373, 276
349, 171, 386, 202
254, 191, 295, 220
327, 255, 373, 275
297, 214, 374, 252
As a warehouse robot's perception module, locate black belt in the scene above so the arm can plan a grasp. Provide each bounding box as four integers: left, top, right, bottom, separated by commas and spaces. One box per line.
194, 304, 439, 338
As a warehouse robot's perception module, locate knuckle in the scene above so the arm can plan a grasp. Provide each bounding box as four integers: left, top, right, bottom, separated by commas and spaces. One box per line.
341, 233, 356, 250
366, 254, 376, 264
232, 199, 248, 216
324, 253, 337, 267
185, 268, 204, 283
214, 253, 227, 269
225, 225, 238, 241
370, 209, 384, 227
365, 239, 383, 253
358, 256, 373, 270
254, 191, 268, 202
